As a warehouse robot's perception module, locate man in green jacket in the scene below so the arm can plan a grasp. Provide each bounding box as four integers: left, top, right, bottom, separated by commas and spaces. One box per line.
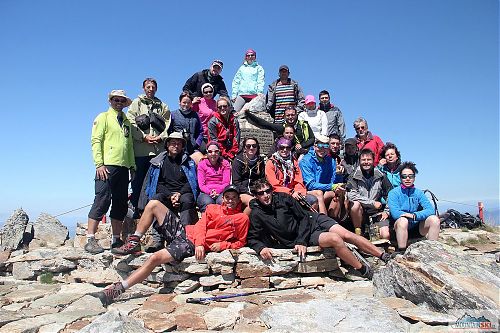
85, 90, 136, 254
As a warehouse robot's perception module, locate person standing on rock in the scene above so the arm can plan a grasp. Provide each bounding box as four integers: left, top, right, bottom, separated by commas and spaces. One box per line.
85, 90, 136, 254
247, 179, 391, 279
93, 185, 249, 306
182, 59, 228, 98
386, 161, 441, 253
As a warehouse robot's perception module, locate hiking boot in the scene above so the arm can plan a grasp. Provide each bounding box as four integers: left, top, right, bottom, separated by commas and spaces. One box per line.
111, 238, 124, 249
84, 237, 104, 254
359, 263, 373, 280
91, 282, 125, 306
111, 235, 141, 255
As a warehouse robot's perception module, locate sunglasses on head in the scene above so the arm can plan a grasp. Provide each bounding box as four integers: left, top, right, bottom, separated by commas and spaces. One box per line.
400, 174, 415, 179
245, 143, 257, 149
255, 188, 272, 196
112, 98, 127, 103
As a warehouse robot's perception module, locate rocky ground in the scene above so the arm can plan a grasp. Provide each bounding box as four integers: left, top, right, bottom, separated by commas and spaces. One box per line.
0, 209, 498, 332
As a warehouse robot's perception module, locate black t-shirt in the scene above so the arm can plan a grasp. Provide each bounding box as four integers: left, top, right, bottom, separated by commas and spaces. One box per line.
157, 154, 190, 195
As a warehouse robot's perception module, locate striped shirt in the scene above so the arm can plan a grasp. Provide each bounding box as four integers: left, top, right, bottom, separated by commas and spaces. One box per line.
274, 82, 295, 124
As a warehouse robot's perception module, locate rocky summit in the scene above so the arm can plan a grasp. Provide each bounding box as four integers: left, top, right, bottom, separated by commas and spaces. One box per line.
0, 210, 498, 332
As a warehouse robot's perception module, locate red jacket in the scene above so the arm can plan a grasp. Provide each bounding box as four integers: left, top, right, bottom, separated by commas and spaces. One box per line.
207, 112, 240, 160
356, 132, 384, 166
186, 202, 249, 251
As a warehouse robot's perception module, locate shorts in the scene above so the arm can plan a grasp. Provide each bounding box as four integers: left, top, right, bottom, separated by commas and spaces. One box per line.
309, 213, 338, 246
153, 209, 195, 262
88, 165, 129, 221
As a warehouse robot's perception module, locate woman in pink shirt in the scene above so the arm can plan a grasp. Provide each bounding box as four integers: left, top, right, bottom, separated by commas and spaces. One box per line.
196, 141, 231, 212
192, 83, 217, 143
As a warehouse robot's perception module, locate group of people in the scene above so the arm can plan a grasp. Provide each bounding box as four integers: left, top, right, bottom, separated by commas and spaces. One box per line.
87, 50, 441, 306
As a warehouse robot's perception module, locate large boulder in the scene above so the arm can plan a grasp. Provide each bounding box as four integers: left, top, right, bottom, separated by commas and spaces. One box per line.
33, 213, 68, 247
0, 209, 32, 250
373, 240, 499, 314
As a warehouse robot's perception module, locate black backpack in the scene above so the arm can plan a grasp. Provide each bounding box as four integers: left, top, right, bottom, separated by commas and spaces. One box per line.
439, 209, 484, 229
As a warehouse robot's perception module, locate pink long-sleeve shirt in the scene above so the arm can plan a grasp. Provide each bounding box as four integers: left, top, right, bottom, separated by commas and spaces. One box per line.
197, 157, 231, 195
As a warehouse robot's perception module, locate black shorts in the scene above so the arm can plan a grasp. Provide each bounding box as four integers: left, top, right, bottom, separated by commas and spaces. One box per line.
153, 209, 194, 262
88, 166, 129, 221
309, 214, 338, 246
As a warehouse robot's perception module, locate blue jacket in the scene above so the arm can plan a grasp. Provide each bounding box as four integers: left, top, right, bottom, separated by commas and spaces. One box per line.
231, 61, 265, 99
139, 151, 198, 210
387, 186, 434, 221
378, 164, 402, 188
299, 148, 341, 192
168, 109, 204, 154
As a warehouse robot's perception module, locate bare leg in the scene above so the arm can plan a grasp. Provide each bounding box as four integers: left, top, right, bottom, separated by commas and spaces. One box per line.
309, 190, 327, 214
349, 201, 364, 229
419, 215, 440, 240
394, 217, 409, 249
318, 232, 362, 269
330, 224, 383, 258
87, 218, 99, 235
379, 226, 390, 240
125, 249, 174, 288
190, 152, 204, 165
135, 200, 168, 234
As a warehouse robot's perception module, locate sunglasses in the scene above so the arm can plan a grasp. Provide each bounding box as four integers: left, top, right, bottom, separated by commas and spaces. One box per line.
355, 126, 366, 130
246, 54, 256, 57
245, 143, 258, 149
316, 143, 329, 149
203, 90, 213, 94
278, 145, 291, 150
255, 188, 272, 196
400, 174, 415, 179
112, 98, 127, 103
217, 104, 229, 110
207, 149, 220, 154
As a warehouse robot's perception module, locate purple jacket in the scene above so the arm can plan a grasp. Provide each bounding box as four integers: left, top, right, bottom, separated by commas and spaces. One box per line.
197, 158, 231, 195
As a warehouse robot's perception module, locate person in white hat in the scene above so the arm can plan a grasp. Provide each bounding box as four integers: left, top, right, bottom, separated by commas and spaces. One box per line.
85, 90, 135, 254
298, 95, 328, 138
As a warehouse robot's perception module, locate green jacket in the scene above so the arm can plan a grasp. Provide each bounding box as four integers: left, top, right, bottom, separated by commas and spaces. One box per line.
126, 95, 171, 157
91, 107, 136, 169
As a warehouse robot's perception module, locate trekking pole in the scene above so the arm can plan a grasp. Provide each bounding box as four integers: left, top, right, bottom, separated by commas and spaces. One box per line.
186, 285, 305, 304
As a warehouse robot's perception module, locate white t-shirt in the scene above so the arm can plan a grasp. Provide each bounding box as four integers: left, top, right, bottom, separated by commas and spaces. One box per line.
298, 108, 328, 137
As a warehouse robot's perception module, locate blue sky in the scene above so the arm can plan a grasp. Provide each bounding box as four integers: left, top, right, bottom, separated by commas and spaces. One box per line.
0, 0, 498, 226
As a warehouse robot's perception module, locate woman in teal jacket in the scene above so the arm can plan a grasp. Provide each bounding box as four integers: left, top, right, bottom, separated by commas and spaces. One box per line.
231, 49, 265, 112
385, 161, 440, 253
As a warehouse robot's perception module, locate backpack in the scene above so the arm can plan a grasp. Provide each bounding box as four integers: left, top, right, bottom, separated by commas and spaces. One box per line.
439, 209, 484, 229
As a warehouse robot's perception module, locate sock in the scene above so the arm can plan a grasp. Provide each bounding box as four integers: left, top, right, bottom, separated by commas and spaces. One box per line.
134, 231, 143, 238
87, 234, 95, 239
121, 280, 129, 290
112, 235, 120, 244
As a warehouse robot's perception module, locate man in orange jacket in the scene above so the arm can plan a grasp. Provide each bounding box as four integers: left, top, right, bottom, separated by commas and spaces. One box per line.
92, 185, 249, 306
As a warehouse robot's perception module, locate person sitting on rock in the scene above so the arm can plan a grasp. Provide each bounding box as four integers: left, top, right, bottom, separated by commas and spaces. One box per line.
385, 161, 440, 253
243, 106, 315, 158
377, 142, 403, 188
346, 149, 392, 236
95, 185, 249, 305
299, 134, 345, 217
247, 179, 391, 279
208, 96, 241, 161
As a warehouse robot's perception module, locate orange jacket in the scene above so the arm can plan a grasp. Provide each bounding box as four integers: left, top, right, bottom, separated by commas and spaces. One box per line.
186, 203, 249, 251
265, 157, 307, 195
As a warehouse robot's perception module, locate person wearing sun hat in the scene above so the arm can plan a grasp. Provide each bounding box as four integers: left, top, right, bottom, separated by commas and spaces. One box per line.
231, 48, 265, 112
85, 89, 136, 254
183, 59, 228, 98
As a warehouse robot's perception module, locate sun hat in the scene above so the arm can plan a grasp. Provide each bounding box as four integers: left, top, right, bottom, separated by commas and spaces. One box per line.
315, 134, 329, 144
108, 90, 132, 107
165, 132, 186, 145
304, 95, 316, 105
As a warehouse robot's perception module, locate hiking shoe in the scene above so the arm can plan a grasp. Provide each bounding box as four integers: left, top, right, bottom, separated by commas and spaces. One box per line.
111, 235, 141, 255
91, 282, 125, 306
84, 237, 104, 254
380, 252, 392, 264
360, 264, 373, 280
111, 238, 125, 249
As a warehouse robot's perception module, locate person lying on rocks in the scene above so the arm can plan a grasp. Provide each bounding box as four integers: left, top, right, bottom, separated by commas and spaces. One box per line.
386, 161, 440, 254
246, 179, 391, 279
93, 185, 249, 306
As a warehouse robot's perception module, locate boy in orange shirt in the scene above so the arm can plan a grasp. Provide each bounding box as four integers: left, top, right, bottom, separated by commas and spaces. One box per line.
92, 185, 249, 306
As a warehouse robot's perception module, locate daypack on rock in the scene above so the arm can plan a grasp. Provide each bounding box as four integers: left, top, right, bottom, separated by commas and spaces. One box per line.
439, 209, 484, 229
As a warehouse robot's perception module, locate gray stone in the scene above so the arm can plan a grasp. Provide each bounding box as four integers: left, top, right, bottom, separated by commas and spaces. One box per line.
70, 268, 123, 284
396, 307, 457, 325
199, 274, 235, 287
12, 261, 36, 280
0, 209, 32, 250
203, 302, 246, 330
206, 250, 235, 273
177, 256, 210, 274
152, 271, 190, 283
77, 309, 151, 333
0, 310, 24, 326
4, 284, 60, 303
236, 259, 298, 278
295, 258, 339, 273
373, 241, 500, 312
261, 298, 408, 332
29, 283, 100, 309
174, 279, 201, 294
33, 213, 69, 247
